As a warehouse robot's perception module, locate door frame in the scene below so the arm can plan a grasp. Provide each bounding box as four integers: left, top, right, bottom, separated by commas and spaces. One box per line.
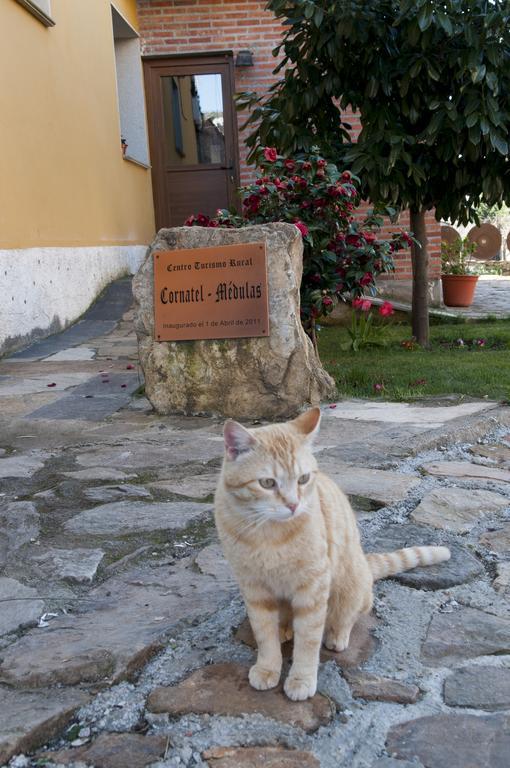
143, 52, 241, 230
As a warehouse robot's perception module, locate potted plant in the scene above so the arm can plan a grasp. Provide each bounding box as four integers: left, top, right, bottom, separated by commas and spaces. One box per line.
441, 237, 479, 307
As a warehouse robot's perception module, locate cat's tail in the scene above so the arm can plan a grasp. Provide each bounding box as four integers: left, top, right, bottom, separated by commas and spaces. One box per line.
366, 545, 451, 581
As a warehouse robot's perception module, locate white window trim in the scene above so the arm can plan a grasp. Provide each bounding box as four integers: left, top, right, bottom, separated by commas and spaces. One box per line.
111, 3, 150, 167
14, 0, 55, 27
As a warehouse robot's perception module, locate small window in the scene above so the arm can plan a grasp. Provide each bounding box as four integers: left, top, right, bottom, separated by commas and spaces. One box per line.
111, 5, 150, 166
15, 0, 54, 26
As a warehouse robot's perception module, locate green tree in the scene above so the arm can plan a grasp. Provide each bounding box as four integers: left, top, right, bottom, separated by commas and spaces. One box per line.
241, 0, 510, 346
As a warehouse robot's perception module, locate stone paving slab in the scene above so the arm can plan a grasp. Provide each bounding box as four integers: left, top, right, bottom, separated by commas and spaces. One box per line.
40, 732, 168, 768
64, 500, 210, 535
479, 524, 510, 553
365, 523, 483, 589
0, 455, 45, 479
27, 392, 133, 421
328, 400, 496, 427
0, 577, 43, 636
147, 663, 334, 733
470, 443, 510, 466
202, 746, 320, 767
443, 666, 510, 711
343, 671, 420, 704
410, 487, 509, 533
0, 687, 90, 765
0, 562, 234, 688
0, 372, 93, 396
42, 346, 97, 361
325, 465, 420, 507
149, 473, 218, 499
421, 606, 510, 666
386, 713, 510, 768
31, 548, 105, 584
421, 459, 510, 483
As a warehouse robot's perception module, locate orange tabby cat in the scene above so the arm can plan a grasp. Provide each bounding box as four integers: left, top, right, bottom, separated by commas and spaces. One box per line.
214, 407, 450, 701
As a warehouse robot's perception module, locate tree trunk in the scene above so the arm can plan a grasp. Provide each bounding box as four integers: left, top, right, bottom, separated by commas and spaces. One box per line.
409, 208, 430, 348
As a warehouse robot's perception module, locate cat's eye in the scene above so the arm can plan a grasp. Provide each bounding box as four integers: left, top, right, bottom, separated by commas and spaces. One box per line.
298, 473, 310, 485
259, 477, 276, 489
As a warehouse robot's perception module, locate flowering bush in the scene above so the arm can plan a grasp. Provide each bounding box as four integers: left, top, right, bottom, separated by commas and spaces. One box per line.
185, 148, 412, 341
342, 299, 395, 352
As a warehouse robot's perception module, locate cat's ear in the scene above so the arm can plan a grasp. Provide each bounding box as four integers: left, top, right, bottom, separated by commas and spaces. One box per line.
223, 420, 256, 460
291, 407, 321, 442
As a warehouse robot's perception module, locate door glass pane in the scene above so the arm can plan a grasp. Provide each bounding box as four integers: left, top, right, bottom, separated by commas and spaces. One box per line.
161, 73, 225, 166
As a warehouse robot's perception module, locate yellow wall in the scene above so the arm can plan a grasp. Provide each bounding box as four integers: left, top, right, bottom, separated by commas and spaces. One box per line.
0, 0, 155, 248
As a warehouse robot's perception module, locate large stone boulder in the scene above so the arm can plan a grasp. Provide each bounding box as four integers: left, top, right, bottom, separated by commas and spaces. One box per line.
132, 224, 335, 419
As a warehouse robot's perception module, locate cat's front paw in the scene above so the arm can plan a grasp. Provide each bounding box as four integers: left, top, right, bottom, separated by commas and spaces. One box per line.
249, 664, 280, 690
284, 674, 317, 701
324, 629, 350, 653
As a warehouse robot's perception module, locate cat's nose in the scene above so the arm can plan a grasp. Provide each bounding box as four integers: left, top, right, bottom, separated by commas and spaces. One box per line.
286, 502, 298, 514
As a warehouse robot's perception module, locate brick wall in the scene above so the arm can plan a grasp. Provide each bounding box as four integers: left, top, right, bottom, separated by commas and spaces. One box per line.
137, 0, 441, 281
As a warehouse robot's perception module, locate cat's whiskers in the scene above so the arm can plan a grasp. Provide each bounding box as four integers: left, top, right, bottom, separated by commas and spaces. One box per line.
229, 511, 267, 543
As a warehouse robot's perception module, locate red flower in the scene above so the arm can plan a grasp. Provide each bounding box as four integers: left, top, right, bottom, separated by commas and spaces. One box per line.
302, 161, 312, 171
316, 168, 326, 179
263, 147, 277, 163
352, 297, 372, 312
341, 171, 352, 181
317, 159, 327, 168
294, 220, 309, 237
378, 301, 394, 317
360, 272, 374, 287
346, 234, 362, 248
322, 296, 333, 307
401, 232, 413, 247
184, 215, 195, 226
327, 185, 342, 198
284, 159, 296, 171
274, 178, 287, 191
196, 213, 210, 226
363, 231, 377, 244
373, 382, 384, 393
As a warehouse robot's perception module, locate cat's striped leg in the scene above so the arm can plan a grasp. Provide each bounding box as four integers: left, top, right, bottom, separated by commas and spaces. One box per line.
244, 589, 282, 690
285, 575, 330, 701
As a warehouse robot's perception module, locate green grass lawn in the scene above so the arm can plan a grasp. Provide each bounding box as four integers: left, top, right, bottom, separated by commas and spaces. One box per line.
318, 318, 510, 401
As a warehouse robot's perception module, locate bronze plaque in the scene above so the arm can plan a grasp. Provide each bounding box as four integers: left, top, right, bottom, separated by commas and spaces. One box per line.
154, 242, 269, 341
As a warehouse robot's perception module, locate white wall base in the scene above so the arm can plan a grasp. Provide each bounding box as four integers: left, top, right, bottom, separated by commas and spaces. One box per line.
0, 244, 147, 357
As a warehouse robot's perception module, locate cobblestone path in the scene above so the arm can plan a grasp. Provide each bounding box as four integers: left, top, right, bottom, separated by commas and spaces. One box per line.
0, 280, 509, 767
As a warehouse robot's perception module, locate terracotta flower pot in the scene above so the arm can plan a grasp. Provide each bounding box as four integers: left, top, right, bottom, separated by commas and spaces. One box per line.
441, 274, 479, 307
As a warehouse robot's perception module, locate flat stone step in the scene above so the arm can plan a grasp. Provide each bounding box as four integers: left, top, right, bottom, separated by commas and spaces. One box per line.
203, 746, 320, 767
147, 662, 334, 733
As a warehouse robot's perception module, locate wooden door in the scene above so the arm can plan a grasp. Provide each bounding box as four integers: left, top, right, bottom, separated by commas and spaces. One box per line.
144, 55, 240, 229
